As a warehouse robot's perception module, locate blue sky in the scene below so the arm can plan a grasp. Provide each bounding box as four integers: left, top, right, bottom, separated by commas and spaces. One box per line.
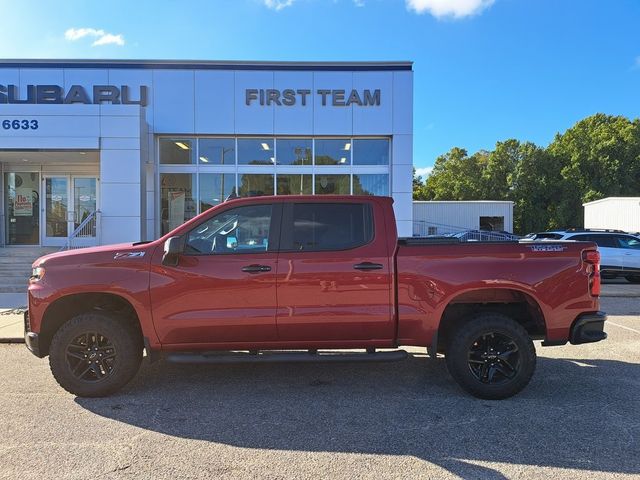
1, 0, 638, 177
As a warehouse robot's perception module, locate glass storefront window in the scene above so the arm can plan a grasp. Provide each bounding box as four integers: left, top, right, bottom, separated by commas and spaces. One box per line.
160, 138, 196, 164
277, 138, 312, 165
352, 139, 390, 165
238, 138, 275, 165
199, 138, 235, 165
314, 139, 351, 166
4, 172, 40, 245
277, 174, 312, 195
199, 173, 236, 211
160, 173, 196, 235
238, 174, 274, 197
353, 174, 389, 196
315, 174, 350, 195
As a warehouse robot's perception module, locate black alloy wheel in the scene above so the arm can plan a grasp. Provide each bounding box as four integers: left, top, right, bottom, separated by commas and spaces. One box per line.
445, 313, 536, 400
467, 332, 520, 385
65, 332, 117, 382
49, 312, 142, 397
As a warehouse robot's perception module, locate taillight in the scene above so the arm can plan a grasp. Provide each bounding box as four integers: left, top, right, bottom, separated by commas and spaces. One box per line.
582, 250, 601, 296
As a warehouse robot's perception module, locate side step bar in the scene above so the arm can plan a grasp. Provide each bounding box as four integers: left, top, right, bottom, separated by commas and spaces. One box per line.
166, 349, 408, 365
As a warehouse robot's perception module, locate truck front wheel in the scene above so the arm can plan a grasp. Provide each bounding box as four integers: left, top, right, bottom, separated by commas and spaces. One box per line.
445, 313, 536, 400
49, 312, 142, 397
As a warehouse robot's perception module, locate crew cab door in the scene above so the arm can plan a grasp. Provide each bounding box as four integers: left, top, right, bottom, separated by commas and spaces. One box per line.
149, 202, 280, 346
275, 200, 394, 342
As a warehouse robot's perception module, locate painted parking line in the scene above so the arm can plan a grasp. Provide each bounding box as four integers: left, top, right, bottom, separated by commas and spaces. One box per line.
607, 321, 640, 335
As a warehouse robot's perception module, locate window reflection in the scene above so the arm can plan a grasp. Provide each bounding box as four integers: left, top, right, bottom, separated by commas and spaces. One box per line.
199, 138, 235, 165
160, 138, 195, 164
353, 174, 389, 196
238, 174, 274, 197
315, 139, 351, 166
238, 139, 275, 165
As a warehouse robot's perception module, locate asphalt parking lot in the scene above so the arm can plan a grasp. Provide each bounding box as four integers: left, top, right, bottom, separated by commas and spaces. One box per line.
1, 296, 638, 480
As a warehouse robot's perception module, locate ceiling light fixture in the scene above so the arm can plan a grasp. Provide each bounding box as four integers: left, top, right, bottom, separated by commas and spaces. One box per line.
199, 156, 209, 163
340, 157, 347, 163
344, 143, 351, 151
175, 142, 190, 150
261, 143, 271, 151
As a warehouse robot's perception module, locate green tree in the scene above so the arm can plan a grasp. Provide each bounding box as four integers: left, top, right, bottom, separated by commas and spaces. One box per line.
510, 142, 565, 233
483, 139, 521, 200
423, 147, 487, 200
412, 167, 428, 200
548, 114, 640, 227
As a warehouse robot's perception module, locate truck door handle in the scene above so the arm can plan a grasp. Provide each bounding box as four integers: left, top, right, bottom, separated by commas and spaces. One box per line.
353, 262, 383, 271
241, 264, 272, 273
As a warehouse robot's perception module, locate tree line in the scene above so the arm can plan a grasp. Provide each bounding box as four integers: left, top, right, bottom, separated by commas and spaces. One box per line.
413, 114, 640, 234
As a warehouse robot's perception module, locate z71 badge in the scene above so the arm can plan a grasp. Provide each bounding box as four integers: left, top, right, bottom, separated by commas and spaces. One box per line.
528, 244, 567, 252
114, 252, 146, 259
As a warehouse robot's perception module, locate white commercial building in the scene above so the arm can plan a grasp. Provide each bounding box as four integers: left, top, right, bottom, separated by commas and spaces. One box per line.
583, 197, 640, 233
413, 200, 514, 236
0, 59, 414, 247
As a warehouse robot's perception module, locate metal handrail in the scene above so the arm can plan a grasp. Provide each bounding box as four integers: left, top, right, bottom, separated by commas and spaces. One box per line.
60, 209, 100, 251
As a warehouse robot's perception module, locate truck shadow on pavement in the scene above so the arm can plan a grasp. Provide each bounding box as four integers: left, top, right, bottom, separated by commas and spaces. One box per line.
76, 354, 639, 479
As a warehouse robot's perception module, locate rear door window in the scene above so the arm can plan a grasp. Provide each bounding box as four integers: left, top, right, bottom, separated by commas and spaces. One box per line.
280, 203, 374, 252
615, 235, 640, 250
568, 234, 616, 247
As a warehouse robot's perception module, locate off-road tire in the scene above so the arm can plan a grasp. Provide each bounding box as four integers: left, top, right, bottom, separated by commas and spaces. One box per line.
445, 313, 536, 400
49, 312, 142, 397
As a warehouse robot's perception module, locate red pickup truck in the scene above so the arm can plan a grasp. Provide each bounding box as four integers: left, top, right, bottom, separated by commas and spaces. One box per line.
25, 195, 606, 399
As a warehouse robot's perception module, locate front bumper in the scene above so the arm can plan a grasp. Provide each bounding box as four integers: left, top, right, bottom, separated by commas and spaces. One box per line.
24, 311, 44, 358
570, 311, 607, 345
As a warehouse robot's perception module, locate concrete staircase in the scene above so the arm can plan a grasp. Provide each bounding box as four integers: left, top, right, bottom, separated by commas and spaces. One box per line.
0, 247, 57, 293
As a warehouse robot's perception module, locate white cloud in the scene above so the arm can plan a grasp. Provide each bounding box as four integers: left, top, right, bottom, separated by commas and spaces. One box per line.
415, 166, 434, 178
64, 27, 125, 47
91, 33, 124, 47
354, 0, 365, 6
406, 0, 494, 18
264, 0, 295, 10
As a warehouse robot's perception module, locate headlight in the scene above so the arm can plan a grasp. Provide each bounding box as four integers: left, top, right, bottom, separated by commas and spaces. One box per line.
30, 266, 45, 281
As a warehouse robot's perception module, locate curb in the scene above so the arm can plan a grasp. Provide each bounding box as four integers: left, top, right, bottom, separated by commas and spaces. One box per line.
0, 338, 24, 344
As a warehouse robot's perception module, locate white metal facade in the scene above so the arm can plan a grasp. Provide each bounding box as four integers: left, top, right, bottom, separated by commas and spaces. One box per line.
583, 197, 640, 233
0, 60, 414, 246
413, 201, 514, 236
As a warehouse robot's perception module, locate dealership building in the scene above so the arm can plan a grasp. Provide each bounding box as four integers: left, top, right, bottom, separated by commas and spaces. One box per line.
0, 60, 413, 248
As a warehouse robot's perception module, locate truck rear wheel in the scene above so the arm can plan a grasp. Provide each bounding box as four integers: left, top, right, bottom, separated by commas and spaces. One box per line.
49, 312, 142, 397
445, 313, 536, 400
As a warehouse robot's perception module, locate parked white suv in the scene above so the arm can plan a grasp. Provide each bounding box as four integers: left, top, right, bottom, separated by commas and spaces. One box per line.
525, 229, 640, 283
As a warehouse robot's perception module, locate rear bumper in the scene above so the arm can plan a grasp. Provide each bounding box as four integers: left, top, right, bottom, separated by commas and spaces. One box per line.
24, 311, 44, 358
569, 311, 607, 345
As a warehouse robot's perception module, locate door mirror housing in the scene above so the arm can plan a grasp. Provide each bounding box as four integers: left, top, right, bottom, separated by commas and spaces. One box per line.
162, 236, 185, 266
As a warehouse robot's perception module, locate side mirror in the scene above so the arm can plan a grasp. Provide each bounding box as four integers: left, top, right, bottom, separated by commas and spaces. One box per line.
162, 236, 185, 267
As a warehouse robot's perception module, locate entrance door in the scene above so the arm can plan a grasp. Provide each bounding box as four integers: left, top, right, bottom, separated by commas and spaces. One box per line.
43, 176, 98, 247
3, 172, 40, 245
